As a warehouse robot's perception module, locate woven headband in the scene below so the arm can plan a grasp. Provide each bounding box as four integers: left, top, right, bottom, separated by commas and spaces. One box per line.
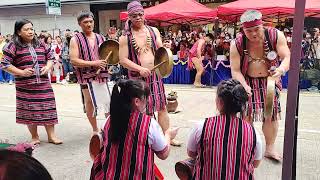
127, 1, 144, 15
243, 19, 263, 28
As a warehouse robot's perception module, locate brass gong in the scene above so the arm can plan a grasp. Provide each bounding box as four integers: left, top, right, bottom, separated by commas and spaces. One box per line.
264, 76, 275, 119
154, 47, 173, 78
98, 39, 119, 65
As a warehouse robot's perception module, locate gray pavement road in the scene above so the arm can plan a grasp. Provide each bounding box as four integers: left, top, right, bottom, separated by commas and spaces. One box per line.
1, 83, 320, 180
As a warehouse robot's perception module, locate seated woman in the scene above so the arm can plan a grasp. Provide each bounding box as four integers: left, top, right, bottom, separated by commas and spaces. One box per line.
177, 42, 189, 61
90, 79, 177, 179
187, 79, 262, 179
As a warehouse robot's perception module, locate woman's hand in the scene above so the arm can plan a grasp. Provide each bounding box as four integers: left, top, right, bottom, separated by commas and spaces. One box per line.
19, 68, 34, 77
40, 66, 51, 75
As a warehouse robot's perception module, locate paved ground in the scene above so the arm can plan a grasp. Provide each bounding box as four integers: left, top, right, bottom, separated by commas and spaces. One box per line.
1, 83, 320, 180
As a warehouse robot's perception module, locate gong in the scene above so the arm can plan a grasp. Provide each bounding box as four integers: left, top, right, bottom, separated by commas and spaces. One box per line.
154, 47, 173, 78
98, 39, 119, 65
264, 76, 276, 119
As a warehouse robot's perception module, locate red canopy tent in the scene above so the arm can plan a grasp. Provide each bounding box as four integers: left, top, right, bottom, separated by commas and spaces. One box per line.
120, 0, 217, 25
217, 0, 320, 22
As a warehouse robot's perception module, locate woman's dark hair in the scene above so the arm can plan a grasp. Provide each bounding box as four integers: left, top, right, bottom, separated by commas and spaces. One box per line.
66, 36, 72, 46
38, 33, 46, 40
216, 79, 248, 115
55, 35, 62, 42
206, 33, 214, 40
303, 32, 307, 39
13, 19, 39, 48
163, 37, 170, 44
179, 42, 186, 48
44, 35, 52, 45
109, 79, 150, 142
0, 150, 53, 180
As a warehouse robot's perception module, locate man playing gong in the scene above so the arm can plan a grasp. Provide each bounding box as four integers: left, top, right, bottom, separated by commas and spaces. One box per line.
119, 1, 180, 146
70, 11, 110, 134
230, 10, 290, 162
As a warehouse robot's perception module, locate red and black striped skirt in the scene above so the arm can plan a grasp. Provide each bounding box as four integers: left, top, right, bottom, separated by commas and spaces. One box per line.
16, 83, 58, 125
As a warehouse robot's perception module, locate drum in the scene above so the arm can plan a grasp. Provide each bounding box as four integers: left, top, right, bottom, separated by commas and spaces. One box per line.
175, 158, 195, 180
89, 133, 103, 161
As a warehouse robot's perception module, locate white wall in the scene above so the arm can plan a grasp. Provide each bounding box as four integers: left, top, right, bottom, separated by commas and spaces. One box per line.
0, 4, 90, 35
98, 10, 124, 35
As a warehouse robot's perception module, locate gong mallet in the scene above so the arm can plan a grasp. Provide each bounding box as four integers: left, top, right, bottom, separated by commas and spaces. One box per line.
150, 60, 168, 71
31, 61, 38, 69
135, 60, 168, 78
96, 51, 113, 75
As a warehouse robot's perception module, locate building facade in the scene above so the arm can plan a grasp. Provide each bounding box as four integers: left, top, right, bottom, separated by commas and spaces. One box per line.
0, 0, 130, 36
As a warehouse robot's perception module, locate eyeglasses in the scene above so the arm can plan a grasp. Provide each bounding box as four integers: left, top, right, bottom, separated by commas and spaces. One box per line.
130, 12, 144, 19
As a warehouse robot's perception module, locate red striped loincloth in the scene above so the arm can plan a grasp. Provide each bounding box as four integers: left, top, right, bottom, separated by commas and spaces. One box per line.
245, 76, 281, 122
144, 72, 167, 116
16, 83, 58, 125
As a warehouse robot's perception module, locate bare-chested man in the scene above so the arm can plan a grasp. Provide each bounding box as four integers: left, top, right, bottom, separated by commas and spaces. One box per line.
70, 11, 110, 134
230, 10, 290, 162
119, 1, 180, 146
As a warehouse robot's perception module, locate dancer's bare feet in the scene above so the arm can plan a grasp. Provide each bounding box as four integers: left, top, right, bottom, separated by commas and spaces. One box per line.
193, 83, 206, 88
44, 125, 62, 145
168, 127, 182, 147
48, 137, 63, 145
264, 151, 282, 163
170, 139, 182, 147
30, 137, 41, 145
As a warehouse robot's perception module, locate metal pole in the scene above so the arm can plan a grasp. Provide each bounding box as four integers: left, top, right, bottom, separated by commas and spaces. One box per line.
281, 0, 306, 179
210, 17, 219, 87
292, 88, 299, 178
54, 15, 57, 38
55, 15, 57, 29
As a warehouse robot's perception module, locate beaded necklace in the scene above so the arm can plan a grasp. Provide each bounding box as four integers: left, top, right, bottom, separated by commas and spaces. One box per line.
244, 40, 270, 63
131, 27, 152, 54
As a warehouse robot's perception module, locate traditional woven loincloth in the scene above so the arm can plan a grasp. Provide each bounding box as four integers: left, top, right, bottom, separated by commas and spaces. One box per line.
144, 72, 167, 116
245, 76, 281, 122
